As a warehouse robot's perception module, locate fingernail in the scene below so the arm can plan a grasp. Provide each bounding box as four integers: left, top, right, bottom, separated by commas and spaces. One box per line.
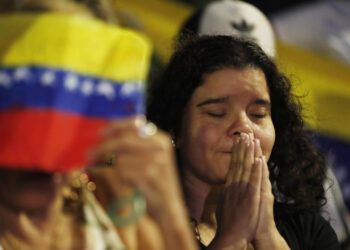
255, 157, 261, 164
249, 133, 254, 140
134, 116, 146, 127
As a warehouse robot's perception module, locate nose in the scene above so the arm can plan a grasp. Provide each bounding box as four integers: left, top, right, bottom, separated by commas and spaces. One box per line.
227, 113, 253, 138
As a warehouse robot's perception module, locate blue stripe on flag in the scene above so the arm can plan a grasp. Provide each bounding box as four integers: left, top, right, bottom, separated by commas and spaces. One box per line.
0, 66, 144, 119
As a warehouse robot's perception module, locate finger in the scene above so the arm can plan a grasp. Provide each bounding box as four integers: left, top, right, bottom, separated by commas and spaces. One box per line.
225, 136, 241, 186
240, 136, 255, 184
261, 156, 272, 194
88, 133, 170, 165
254, 138, 263, 158
88, 167, 134, 200
91, 155, 159, 186
248, 132, 254, 141
232, 133, 249, 182
259, 156, 275, 220
249, 157, 263, 192
88, 138, 144, 165
101, 115, 146, 138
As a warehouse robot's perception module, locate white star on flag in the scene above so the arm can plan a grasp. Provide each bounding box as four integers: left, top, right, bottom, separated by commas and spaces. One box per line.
96, 81, 115, 100
64, 74, 79, 91
13, 67, 29, 81
81, 80, 94, 96
121, 81, 141, 96
41, 71, 56, 86
0, 72, 11, 88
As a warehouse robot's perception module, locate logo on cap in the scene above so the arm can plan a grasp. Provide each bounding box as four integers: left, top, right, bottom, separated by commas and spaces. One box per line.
231, 19, 254, 33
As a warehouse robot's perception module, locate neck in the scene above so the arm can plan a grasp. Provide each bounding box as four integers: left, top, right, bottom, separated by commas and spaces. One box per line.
182, 169, 212, 223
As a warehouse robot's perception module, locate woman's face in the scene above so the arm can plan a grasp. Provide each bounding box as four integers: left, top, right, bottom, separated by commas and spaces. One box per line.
177, 67, 275, 185
0, 169, 64, 212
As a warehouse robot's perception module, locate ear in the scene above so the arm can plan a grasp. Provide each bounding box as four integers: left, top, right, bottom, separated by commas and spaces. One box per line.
170, 129, 181, 148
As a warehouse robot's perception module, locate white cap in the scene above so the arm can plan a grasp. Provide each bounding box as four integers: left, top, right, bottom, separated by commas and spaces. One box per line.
198, 0, 276, 57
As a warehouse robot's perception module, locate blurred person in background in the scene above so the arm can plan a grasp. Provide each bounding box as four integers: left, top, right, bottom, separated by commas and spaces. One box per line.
0, 1, 198, 249
176, 0, 350, 247
148, 33, 340, 250
270, 0, 350, 65
270, 4, 350, 246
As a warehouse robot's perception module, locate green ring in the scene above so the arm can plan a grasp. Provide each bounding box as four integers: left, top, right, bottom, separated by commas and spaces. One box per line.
107, 190, 146, 227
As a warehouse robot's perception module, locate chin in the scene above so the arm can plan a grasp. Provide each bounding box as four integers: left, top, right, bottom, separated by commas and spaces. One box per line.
0, 170, 62, 212
206, 170, 228, 186
217, 162, 231, 182
15, 189, 58, 212
0, 186, 59, 213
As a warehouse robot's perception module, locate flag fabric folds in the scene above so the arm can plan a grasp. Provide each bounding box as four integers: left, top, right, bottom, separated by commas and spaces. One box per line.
0, 13, 152, 172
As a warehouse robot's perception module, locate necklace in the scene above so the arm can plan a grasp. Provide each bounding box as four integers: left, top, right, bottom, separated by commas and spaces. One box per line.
190, 218, 203, 244
191, 217, 218, 247
190, 218, 255, 250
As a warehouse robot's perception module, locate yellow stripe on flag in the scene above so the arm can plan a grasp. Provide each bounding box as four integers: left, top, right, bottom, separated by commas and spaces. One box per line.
0, 13, 152, 82
276, 42, 350, 141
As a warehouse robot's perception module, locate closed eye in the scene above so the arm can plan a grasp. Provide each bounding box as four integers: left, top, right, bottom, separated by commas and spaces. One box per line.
249, 102, 270, 120
207, 112, 225, 118
251, 113, 267, 119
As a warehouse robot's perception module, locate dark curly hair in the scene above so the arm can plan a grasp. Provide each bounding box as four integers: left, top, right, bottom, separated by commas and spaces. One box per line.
147, 35, 326, 212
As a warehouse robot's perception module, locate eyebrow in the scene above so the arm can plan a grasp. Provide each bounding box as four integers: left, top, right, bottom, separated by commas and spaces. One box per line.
252, 98, 271, 108
196, 97, 271, 108
196, 97, 228, 107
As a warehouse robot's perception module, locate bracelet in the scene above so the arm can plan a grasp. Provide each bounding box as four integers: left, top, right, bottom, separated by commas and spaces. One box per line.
107, 189, 146, 227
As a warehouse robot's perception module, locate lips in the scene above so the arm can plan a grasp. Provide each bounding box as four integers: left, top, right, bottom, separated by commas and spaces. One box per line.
218, 147, 233, 153
218, 151, 233, 155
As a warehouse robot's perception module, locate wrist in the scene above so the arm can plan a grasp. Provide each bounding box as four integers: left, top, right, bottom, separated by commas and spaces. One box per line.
154, 202, 198, 250
157, 201, 190, 229
253, 227, 290, 250
153, 190, 187, 223
207, 236, 248, 250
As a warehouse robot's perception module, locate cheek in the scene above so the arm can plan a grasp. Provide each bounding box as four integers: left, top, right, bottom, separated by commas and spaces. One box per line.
182, 123, 221, 162
195, 124, 221, 153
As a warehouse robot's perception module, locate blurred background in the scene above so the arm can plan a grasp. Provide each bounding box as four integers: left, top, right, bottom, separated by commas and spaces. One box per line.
111, 0, 350, 247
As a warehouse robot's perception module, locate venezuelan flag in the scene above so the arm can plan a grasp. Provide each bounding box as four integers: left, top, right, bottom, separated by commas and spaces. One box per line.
0, 13, 152, 173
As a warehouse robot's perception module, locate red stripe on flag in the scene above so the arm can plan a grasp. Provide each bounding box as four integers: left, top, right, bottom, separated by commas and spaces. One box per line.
0, 108, 107, 172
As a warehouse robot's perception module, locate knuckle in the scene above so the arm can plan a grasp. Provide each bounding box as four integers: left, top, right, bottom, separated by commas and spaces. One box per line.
144, 164, 158, 180
154, 134, 172, 152
246, 185, 258, 197
118, 169, 131, 182
266, 192, 274, 201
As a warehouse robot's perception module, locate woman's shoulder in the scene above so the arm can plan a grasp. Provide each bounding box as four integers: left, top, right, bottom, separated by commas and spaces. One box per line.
274, 202, 340, 250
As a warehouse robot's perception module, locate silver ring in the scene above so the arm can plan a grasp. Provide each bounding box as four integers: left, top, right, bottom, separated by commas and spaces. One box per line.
138, 122, 157, 138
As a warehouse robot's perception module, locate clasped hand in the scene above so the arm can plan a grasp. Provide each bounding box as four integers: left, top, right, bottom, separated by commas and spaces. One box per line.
210, 133, 290, 250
